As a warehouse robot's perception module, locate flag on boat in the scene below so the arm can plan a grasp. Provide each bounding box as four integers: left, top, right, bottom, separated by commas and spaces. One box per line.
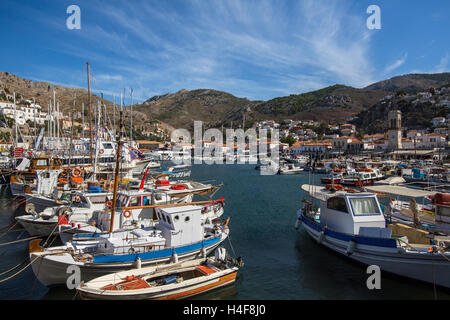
130, 147, 144, 160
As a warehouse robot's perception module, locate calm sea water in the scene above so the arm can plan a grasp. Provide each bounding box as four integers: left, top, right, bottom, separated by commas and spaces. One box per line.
0, 163, 449, 300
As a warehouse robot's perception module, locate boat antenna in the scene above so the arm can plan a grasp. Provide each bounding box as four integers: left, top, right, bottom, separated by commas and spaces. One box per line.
109, 110, 123, 234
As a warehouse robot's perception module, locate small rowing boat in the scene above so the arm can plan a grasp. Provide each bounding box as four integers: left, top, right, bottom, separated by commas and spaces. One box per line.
77, 248, 242, 300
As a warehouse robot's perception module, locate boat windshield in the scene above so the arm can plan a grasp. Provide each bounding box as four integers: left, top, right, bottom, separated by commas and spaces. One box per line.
116, 195, 129, 208
349, 197, 381, 216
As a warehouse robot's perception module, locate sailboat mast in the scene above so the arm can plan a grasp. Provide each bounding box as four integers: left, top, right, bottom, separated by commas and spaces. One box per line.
13, 92, 17, 147
109, 110, 123, 233
113, 94, 116, 135
87, 62, 93, 167
130, 88, 133, 143
82, 102, 85, 139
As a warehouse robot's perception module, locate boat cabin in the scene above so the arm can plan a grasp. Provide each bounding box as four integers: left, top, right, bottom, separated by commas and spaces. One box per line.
155, 205, 204, 247
320, 193, 386, 235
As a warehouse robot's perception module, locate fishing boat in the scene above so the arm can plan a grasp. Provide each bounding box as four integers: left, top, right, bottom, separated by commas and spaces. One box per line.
296, 184, 450, 288
278, 163, 304, 175
320, 171, 344, 184
76, 248, 242, 300
29, 204, 230, 286
364, 184, 437, 228
340, 171, 374, 186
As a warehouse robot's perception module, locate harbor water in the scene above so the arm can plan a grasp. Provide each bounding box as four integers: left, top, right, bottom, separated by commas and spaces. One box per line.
0, 163, 449, 300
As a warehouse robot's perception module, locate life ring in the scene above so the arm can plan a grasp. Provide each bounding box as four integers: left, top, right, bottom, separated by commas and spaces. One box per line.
123, 209, 132, 218
58, 177, 69, 184
106, 200, 113, 208
72, 167, 82, 177
170, 184, 187, 190
99, 149, 104, 155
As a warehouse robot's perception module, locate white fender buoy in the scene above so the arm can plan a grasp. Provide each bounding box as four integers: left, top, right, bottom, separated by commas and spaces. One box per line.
201, 247, 207, 258
172, 250, 178, 263
317, 230, 325, 244
135, 257, 142, 269
346, 240, 356, 256
295, 219, 300, 229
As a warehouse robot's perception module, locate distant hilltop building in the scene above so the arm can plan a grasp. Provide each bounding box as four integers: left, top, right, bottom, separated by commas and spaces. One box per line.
387, 110, 402, 150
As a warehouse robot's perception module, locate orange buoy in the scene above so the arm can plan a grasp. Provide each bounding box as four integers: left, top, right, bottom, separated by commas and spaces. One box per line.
71, 176, 83, 184
123, 209, 132, 218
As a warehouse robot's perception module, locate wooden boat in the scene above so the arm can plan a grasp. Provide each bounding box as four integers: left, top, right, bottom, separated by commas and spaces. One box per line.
77, 252, 241, 300
296, 184, 450, 288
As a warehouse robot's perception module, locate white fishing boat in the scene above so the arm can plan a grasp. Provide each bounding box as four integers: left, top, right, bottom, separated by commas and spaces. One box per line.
29, 204, 230, 286
15, 191, 111, 237
76, 248, 242, 300
57, 189, 225, 243
296, 184, 450, 289
278, 163, 304, 175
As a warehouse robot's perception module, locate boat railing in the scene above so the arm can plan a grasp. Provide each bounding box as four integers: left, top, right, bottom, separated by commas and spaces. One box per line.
102, 199, 220, 216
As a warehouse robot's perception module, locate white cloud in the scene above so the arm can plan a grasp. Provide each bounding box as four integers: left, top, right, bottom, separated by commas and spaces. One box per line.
25, 0, 380, 100
433, 53, 449, 73
384, 53, 408, 73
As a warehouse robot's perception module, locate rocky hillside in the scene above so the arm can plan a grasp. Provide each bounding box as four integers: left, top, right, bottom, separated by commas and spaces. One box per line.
2, 71, 449, 135
352, 85, 450, 134
0, 71, 170, 138
135, 89, 257, 130
364, 73, 450, 93
133, 84, 388, 129
250, 85, 386, 123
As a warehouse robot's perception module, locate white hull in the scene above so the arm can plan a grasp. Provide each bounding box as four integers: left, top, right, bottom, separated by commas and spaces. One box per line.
30, 233, 228, 286
16, 216, 57, 236
300, 218, 450, 288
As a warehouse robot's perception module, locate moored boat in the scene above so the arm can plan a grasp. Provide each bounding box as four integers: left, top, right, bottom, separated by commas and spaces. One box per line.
296, 184, 450, 288
76, 249, 242, 300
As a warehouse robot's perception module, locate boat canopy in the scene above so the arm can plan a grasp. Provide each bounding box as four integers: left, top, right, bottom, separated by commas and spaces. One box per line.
375, 176, 406, 185
365, 185, 436, 198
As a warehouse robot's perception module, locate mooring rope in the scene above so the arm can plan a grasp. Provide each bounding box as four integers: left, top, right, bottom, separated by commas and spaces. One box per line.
0, 235, 41, 246
0, 260, 27, 276
0, 221, 19, 239
0, 256, 40, 283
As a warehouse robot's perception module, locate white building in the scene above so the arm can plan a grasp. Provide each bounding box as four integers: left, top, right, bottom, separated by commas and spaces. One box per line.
432, 117, 446, 127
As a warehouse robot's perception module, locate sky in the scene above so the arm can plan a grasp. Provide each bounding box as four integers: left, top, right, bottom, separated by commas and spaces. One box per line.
0, 0, 449, 103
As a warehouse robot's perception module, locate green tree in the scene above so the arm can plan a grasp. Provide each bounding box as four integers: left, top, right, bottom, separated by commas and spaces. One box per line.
280, 136, 296, 146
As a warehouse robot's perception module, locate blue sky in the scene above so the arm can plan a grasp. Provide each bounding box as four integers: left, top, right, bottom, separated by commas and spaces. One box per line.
0, 0, 448, 103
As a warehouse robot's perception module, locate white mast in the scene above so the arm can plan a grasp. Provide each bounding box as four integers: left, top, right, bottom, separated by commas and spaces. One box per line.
113, 94, 116, 135
130, 88, 133, 144
82, 102, 85, 139
13, 92, 17, 147
93, 100, 101, 178
53, 91, 56, 148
